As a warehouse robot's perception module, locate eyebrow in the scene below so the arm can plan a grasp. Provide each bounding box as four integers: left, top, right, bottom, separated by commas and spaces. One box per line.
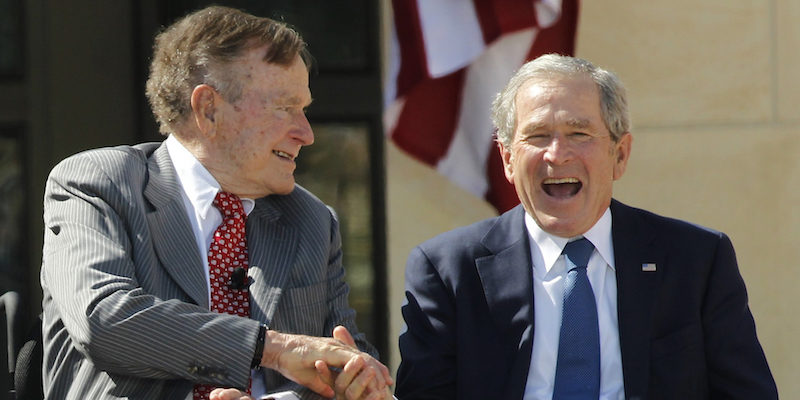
565, 118, 592, 129
520, 118, 593, 134
519, 122, 547, 134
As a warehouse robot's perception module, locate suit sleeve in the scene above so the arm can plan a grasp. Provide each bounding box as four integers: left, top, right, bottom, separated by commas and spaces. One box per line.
395, 246, 457, 400
41, 153, 257, 389
702, 233, 778, 399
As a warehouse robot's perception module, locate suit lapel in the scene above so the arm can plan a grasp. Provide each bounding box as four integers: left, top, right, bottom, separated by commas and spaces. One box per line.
245, 199, 298, 327
475, 206, 535, 399
142, 143, 299, 324
144, 143, 209, 308
611, 200, 663, 398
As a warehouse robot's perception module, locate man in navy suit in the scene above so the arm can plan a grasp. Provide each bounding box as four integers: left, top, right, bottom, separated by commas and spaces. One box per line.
395, 54, 777, 399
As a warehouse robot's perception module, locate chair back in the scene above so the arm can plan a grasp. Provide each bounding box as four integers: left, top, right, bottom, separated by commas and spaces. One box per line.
2, 291, 23, 399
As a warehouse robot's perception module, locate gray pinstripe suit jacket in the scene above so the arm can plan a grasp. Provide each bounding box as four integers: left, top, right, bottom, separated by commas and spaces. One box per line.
40, 142, 376, 399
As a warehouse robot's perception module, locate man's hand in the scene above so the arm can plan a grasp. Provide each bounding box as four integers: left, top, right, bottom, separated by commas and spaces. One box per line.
261, 328, 391, 398
314, 326, 393, 400
209, 388, 254, 400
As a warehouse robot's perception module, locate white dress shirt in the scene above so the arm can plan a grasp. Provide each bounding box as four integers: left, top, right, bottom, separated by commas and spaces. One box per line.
164, 135, 265, 396
165, 135, 256, 301
522, 208, 625, 400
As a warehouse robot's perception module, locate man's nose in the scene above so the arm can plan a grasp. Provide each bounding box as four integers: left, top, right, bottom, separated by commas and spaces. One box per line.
542, 135, 573, 164
293, 113, 314, 145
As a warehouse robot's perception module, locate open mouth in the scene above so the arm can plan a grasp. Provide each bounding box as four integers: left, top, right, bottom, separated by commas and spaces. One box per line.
273, 150, 295, 161
542, 177, 582, 198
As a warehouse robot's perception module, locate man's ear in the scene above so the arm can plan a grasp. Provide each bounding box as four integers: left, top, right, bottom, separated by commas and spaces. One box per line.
613, 132, 633, 180
190, 84, 218, 136
498, 139, 515, 184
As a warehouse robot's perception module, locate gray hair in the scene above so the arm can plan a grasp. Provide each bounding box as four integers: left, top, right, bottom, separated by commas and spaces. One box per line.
491, 54, 630, 147
145, 6, 311, 135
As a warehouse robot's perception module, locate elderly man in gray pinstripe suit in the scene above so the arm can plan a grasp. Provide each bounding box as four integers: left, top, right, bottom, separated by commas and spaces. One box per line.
40, 6, 391, 400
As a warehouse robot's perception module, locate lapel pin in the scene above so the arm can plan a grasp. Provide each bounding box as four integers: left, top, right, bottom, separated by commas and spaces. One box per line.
641, 263, 657, 272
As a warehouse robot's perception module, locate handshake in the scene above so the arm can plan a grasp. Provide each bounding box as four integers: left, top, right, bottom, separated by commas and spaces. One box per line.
211, 326, 393, 400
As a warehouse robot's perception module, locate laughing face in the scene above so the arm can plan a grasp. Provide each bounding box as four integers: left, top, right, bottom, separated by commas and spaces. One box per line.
499, 74, 631, 238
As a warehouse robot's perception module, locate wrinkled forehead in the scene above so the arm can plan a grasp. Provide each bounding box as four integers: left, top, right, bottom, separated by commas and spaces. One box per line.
516, 75, 600, 111
512, 75, 605, 134
239, 54, 311, 101
517, 73, 597, 99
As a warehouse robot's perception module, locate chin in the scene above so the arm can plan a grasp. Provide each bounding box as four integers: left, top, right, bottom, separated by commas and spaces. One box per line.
535, 213, 584, 238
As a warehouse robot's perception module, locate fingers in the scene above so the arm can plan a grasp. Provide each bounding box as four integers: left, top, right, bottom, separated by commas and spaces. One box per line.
333, 355, 365, 395
209, 388, 254, 400
265, 330, 392, 400
315, 359, 334, 388
365, 387, 394, 400
333, 326, 386, 394
333, 326, 393, 386
333, 325, 357, 347
334, 356, 376, 400
373, 358, 393, 387
345, 366, 376, 400
303, 375, 336, 399
358, 354, 392, 389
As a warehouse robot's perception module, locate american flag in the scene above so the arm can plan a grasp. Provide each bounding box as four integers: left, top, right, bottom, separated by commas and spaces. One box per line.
384, 0, 580, 213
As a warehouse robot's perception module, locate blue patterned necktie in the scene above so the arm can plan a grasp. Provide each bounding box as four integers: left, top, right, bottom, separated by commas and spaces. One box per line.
553, 237, 600, 400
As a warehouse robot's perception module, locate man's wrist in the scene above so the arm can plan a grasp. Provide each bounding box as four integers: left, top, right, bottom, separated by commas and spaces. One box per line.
261, 329, 288, 370
251, 324, 267, 369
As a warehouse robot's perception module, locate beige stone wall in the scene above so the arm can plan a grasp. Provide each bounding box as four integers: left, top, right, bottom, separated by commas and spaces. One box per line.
385, 0, 799, 395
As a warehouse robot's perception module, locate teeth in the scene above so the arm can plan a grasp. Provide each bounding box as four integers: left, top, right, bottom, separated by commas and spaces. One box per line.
543, 177, 579, 184
273, 150, 293, 160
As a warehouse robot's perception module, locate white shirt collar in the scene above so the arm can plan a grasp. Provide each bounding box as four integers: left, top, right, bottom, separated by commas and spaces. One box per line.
524, 207, 615, 274
164, 135, 255, 217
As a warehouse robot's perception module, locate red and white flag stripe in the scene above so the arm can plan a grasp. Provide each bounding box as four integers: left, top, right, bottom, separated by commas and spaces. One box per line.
385, 0, 580, 213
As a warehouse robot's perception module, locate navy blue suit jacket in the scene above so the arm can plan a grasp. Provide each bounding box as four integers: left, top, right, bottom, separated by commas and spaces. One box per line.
396, 200, 777, 400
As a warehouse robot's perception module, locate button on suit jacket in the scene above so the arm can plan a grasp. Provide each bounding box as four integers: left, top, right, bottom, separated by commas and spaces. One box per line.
41, 142, 375, 399
396, 202, 777, 400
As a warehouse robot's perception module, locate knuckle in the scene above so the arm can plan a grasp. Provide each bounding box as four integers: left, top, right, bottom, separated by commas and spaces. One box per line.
346, 385, 361, 400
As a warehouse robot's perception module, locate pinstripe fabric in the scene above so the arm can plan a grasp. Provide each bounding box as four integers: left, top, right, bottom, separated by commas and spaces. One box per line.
40, 142, 376, 400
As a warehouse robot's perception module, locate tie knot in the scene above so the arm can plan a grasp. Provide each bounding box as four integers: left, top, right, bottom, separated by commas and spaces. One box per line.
562, 237, 594, 269
213, 191, 245, 219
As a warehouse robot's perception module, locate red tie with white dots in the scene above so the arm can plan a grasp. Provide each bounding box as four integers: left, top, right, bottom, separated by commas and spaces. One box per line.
193, 191, 251, 400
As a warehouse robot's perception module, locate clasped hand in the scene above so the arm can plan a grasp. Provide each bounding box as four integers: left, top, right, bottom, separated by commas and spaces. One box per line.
211, 326, 392, 400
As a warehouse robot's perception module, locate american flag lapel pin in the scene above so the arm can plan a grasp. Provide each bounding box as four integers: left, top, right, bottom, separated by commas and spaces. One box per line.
641, 263, 657, 272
